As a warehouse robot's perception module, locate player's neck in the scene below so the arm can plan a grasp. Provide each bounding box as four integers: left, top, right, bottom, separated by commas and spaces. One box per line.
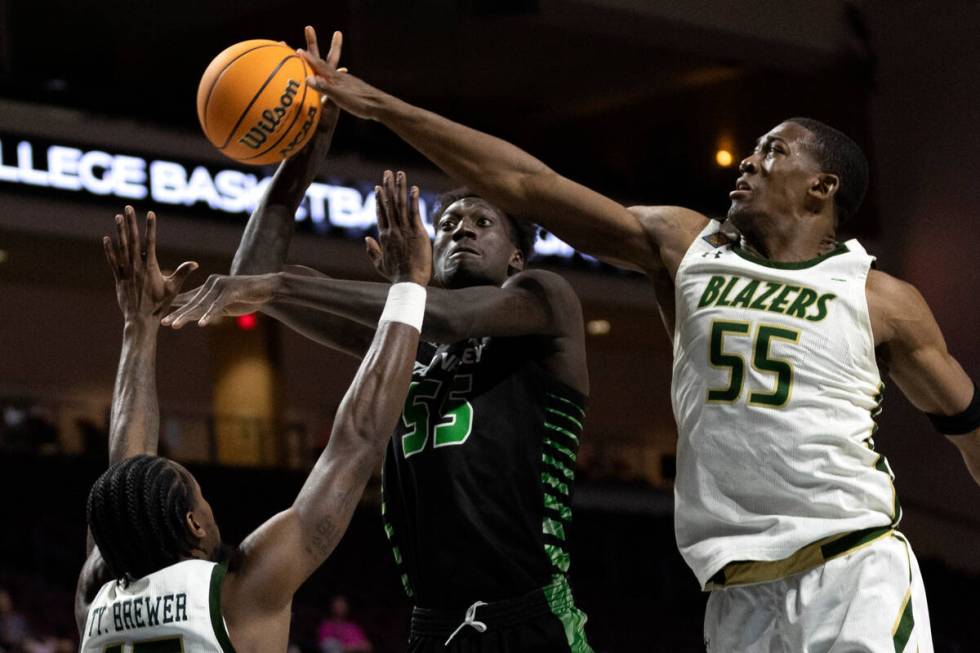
738, 214, 838, 263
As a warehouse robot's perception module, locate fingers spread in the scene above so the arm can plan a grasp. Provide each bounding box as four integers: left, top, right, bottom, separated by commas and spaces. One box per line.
163, 282, 210, 327
124, 205, 143, 278
103, 236, 120, 281
396, 171, 409, 229
325, 30, 343, 69
364, 236, 382, 265
304, 25, 320, 59
167, 261, 199, 293
145, 211, 159, 269
374, 183, 390, 233
410, 185, 424, 232
114, 214, 130, 278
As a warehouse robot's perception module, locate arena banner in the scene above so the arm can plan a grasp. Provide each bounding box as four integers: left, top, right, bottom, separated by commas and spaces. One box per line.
0, 134, 581, 260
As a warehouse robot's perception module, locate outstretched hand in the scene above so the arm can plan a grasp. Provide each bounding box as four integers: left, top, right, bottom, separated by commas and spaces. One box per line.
163, 274, 281, 328
365, 170, 432, 285
103, 206, 198, 325
297, 26, 382, 120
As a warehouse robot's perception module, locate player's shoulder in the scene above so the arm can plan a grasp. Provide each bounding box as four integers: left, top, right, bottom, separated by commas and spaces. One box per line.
627, 205, 710, 238
866, 269, 929, 312
503, 268, 578, 299
503, 268, 574, 292
627, 205, 712, 268
866, 269, 933, 343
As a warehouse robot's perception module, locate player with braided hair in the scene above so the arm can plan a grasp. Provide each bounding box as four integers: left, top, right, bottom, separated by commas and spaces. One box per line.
86, 454, 206, 583
76, 177, 432, 650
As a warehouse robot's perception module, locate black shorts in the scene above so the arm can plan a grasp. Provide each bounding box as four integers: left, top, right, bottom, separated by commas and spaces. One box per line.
407, 577, 592, 653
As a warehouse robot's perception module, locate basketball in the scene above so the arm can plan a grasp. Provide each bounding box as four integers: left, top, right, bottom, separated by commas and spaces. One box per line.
196, 39, 321, 166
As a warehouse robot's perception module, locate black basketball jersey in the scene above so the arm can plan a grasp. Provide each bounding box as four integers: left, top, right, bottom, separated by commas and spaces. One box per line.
381, 335, 587, 609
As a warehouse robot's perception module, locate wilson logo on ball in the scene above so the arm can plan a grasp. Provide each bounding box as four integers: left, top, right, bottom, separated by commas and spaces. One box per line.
238, 79, 301, 150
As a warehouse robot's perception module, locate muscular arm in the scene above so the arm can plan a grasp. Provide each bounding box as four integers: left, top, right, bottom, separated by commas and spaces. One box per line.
169, 268, 577, 345
869, 270, 980, 485
222, 321, 422, 621
230, 103, 375, 358
299, 31, 705, 274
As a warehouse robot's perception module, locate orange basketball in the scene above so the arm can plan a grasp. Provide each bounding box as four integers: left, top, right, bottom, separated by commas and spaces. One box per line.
197, 39, 322, 166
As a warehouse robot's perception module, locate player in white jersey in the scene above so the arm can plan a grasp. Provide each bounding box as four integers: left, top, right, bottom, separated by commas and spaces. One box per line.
77, 153, 432, 650
297, 31, 980, 650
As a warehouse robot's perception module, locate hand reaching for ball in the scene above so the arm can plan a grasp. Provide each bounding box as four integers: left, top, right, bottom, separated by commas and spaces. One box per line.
298, 26, 388, 121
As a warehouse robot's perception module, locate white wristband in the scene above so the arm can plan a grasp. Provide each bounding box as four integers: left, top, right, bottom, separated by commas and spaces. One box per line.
380, 282, 427, 332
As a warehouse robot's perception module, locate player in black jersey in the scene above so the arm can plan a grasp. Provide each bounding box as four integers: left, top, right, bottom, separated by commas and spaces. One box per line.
167, 77, 593, 651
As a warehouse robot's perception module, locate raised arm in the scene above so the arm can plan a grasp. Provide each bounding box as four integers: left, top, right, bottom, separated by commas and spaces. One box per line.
869, 270, 980, 485
218, 166, 431, 630
227, 30, 374, 358
76, 206, 197, 632
298, 27, 706, 273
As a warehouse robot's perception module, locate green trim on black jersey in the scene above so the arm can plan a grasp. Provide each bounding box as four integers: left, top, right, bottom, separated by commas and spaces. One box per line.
540, 391, 585, 579
208, 562, 237, 653
545, 576, 593, 653
731, 242, 849, 269
381, 494, 415, 599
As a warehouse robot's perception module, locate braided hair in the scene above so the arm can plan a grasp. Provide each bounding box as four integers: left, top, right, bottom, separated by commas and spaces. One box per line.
86, 455, 197, 583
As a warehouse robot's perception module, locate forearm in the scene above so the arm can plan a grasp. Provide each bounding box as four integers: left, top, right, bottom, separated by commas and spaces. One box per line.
365, 92, 650, 264
371, 94, 544, 215
259, 302, 372, 359
231, 123, 337, 275
276, 272, 501, 342
108, 321, 161, 464
949, 430, 980, 486
292, 321, 418, 558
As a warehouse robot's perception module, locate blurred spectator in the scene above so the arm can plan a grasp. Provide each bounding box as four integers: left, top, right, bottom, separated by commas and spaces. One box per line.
22, 636, 74, 653
0, 405, 58, 455
316, 595, 372, 653
0, 587, 30, 651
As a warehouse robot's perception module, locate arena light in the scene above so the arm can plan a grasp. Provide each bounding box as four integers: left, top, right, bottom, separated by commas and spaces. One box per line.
715, 149, 734, 168
586, 319, 611, 336
236, 313, 258, 331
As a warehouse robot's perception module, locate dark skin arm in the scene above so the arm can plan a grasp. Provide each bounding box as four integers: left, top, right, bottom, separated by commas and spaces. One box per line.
297, 27, 706, 280
165, 171, 589, 394
868, 270, 980, 485
229, 30, 374, 359
215, 167, 430, 648
75, 206, 198, 634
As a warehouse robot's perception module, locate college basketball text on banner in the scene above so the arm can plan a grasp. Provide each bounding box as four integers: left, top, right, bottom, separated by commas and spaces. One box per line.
0, 135, 579, 259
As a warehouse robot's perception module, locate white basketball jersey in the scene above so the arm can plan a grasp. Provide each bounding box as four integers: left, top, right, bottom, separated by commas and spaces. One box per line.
671, 220, 899, 588
80, 559, 234, 652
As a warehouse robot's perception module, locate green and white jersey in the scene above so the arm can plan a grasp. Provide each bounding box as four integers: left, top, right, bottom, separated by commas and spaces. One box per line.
671, 220, 899, 589
80, 559, 235, 652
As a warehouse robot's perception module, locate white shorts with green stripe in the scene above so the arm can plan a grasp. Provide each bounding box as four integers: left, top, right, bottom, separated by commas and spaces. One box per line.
703, 531, 932, 653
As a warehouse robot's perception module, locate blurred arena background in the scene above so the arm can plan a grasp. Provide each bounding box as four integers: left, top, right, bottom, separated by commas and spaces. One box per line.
0, 1, 977, 651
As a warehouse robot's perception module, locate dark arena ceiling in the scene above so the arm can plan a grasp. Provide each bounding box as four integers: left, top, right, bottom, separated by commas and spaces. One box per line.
1, 0, 879, 234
